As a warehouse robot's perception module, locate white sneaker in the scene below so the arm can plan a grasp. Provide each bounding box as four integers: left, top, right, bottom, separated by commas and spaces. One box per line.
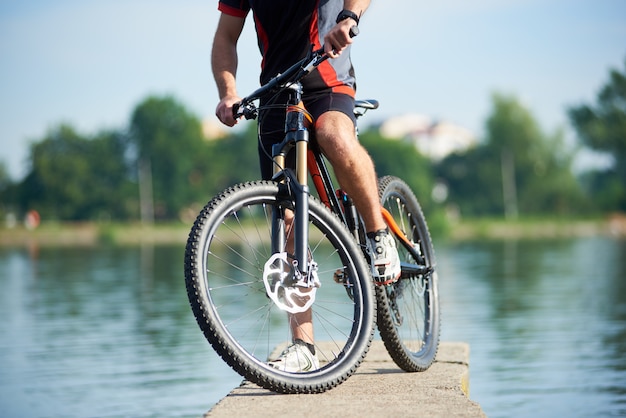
268, 340, 319, 372
367, 229, 401, 285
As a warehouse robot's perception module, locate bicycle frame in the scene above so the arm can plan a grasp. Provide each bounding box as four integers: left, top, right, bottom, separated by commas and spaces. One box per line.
234, 47, 429, 282
268, 84, 429, 284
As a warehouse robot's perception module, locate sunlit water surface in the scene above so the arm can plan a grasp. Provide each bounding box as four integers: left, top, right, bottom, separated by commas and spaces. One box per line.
0, 237, 624, 417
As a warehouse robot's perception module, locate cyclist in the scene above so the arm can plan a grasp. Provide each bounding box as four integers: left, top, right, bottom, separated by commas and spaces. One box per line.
212, 0, 400, 372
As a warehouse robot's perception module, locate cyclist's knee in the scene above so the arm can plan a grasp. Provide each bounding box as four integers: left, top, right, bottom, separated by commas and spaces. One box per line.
316, 111, 354, 134
316, 113, 357, 151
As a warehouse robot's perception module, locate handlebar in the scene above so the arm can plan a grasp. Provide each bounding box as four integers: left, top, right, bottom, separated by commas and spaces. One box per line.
233, 26, 359, 120
233, 47, 328, 120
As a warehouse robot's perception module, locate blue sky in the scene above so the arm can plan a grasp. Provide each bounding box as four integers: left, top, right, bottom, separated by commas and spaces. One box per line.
1, 0, 625, 180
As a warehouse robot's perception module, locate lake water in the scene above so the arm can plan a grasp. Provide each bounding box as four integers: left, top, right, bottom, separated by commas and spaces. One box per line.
0, 236, 624, 417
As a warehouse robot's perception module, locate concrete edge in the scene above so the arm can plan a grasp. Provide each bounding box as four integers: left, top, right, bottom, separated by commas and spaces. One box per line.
205, 341, 486, 417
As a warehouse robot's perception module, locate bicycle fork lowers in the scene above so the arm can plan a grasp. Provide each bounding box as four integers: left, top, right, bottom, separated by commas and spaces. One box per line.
262, 82, 321, 313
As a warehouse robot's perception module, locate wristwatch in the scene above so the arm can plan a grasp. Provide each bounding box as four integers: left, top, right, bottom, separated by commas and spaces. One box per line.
336, 9, 360, 25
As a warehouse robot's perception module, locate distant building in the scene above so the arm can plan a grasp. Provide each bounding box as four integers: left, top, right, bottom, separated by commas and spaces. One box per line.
380, 114, 476, 161
203, 112, 476, 159
202, 118, 229, 140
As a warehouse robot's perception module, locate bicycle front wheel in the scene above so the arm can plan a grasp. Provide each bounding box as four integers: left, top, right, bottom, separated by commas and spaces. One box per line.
184, 181, 375, 393
376, 176, 440, 371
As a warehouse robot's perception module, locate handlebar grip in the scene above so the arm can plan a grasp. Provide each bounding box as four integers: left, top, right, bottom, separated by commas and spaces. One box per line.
232, 102, 240, 119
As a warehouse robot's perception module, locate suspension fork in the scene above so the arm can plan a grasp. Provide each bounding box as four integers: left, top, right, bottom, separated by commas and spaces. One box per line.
271, 82, 312, 274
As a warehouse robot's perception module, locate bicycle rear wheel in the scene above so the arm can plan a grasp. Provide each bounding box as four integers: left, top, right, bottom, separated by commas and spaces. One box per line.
376, 176, 440, 371
184, 181, 375, 393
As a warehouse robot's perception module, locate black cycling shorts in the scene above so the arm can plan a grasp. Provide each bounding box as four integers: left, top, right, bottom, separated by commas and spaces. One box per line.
257, 92, 357, 180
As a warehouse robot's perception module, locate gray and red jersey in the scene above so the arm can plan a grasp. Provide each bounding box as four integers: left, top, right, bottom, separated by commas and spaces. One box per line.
218, 0, 356, 96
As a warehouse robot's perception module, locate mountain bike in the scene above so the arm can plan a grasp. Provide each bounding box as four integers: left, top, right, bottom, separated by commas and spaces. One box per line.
184, 46, 440, 394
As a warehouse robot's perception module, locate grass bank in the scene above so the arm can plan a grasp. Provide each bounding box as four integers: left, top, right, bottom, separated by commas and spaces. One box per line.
442, 216, 626, 241
0, 222, 190, 247
0, 216, 624, 248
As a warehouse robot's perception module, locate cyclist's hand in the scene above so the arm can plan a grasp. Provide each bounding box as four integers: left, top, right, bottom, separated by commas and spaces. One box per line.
324, 20, 356, 58
216, 95, 241, 127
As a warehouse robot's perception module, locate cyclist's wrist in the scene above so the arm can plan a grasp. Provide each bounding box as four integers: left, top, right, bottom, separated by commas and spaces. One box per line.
336, 9, 359, 26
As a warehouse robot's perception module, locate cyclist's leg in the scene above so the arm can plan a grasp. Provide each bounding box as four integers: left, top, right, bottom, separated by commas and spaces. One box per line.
306, 93, 401, 282
290, 310, 314, 343
315, 111, 386, 233
283, 210, 314, 345
305, 92, 385, 233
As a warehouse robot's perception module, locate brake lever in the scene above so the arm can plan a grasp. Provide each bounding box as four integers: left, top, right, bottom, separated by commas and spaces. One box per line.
233, 101, 258, 120
300, 50, 329, 75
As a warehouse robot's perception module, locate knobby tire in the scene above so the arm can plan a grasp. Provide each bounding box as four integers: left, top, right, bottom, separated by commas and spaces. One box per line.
184, 181, 375, 394
376, 176, 440, 371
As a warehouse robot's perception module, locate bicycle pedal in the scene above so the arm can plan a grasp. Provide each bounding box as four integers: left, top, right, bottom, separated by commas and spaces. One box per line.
333, 269, 346, 284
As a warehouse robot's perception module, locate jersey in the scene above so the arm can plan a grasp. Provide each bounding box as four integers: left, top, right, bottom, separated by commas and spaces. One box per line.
217, 0, 356, 96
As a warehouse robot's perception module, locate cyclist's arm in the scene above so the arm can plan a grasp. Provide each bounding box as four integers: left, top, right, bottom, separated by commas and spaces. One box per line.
212, 13, 245, 126
324, 0, 370, 57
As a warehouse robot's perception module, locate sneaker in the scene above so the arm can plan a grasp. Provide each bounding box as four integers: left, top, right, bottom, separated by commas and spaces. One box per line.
268, 340, 319, 372
367, 229, 401, 285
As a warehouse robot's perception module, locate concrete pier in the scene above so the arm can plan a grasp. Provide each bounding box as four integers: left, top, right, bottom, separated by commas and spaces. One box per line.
205, 341, 486, 417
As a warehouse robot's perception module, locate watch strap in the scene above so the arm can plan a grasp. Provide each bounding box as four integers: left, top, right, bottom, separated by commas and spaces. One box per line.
336, 10, 360, 25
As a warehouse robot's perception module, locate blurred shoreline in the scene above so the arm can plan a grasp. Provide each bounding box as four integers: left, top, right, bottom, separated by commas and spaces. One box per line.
1, 215, 625, 247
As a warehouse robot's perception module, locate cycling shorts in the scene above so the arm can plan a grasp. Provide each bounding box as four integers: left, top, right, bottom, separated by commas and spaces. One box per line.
257, 91, 357, 180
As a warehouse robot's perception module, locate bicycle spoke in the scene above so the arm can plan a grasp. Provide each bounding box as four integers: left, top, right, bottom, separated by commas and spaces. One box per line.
184, 181, 374, 393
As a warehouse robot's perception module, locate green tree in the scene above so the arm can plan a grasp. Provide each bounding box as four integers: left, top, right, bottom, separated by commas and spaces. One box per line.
485, 93, 583, 216
0, 162, 9, 190
436, 146, 504, 216
0, 162, 15, 220
18, 124, 132, 220
568, 57, 626, 211
438, 93, 584, 218
204, 122, 262, 195
88, 130, 137, 219
360, 129, 435, 212
129, 95, 209, 220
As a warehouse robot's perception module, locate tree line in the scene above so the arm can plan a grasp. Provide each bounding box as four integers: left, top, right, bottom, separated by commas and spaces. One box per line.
1, 58, 624, 225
